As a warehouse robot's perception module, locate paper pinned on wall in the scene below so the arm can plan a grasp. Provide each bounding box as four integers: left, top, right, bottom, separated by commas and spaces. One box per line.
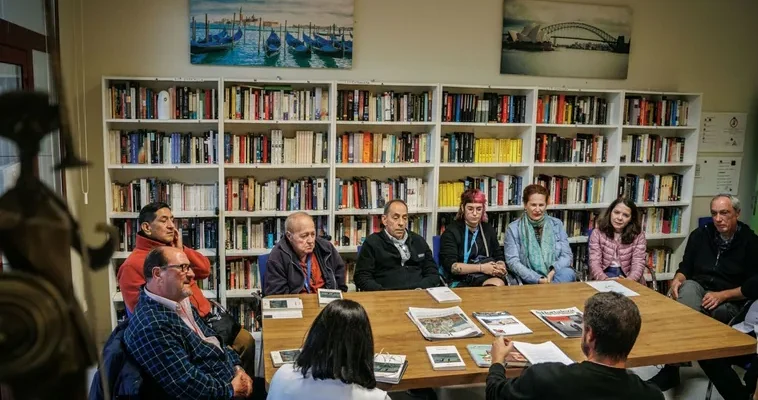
700, 112, 747, 153
694, 156, 742, 197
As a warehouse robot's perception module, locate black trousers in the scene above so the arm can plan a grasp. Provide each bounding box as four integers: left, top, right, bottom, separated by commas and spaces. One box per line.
699, 353, 757, 400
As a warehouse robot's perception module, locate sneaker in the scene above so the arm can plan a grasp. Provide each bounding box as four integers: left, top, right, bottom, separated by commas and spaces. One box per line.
647, 365, 681, 392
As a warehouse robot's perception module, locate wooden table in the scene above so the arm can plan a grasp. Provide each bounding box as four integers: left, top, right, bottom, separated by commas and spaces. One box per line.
262, 280, 756, 391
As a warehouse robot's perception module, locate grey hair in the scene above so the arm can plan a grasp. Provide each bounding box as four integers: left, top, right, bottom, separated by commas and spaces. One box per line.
711, 193, 741, 213
383, 199, 408, 216
285, 211, 314, 233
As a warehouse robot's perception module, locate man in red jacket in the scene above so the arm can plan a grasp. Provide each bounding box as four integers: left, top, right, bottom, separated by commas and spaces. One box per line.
117, 202, 257, 378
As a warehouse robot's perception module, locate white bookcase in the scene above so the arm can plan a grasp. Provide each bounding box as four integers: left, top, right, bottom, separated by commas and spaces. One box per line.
102, 77, 701, 329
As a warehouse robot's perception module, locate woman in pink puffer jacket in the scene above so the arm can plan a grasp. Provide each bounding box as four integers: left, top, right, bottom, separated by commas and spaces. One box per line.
588, 197, 648, 284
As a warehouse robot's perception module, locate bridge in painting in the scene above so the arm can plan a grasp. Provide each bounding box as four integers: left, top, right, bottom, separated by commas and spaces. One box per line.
541, 22, 630, 53
503, 21, 630, 53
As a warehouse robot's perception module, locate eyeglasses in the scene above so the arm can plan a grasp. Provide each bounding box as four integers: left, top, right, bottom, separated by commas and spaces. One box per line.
161, 264, 191, 274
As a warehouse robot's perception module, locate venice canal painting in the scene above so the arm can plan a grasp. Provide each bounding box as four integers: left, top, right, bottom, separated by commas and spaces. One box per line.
501, 0, 632, 79
190, 0, 353, 69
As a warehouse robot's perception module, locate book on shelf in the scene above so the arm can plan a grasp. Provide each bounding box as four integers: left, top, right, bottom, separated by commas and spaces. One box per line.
270, 349, 302, 367
374, 353, 408, 384
318, 288, 343, 305
426, 345, 466, 371
226, 216, 328, 250
571, 243, 589, 282
623, 97, 689, 127
531, 307, 584, 339
441, 133, 523, 164
406, 306, 483, 341
533, 175, 605, 205
641, 208, 682, 235
345, 260, 356, 285
225, 257, 260, 291
467, 344, 529, 368
621, 134, 685, 164
442, 92, 527, 123
426, 286, 462, 303
225, 85, 329, 121
224, 130, 328, 165
512, 341, 574, 365
108, 130, 218, 165
111, 179, 219, 213
534, 133, 607, 163
262, 298, 304, 319
335, 177, 427, 210
337, 132, 432, 164
537, 94, 608, 125
618, 173, 683, 203
228, 299, 260, 332
224, 177, 328, 212
337, 89, 433, 122
334, 214, 428, 246
647, 246, 673, 273
107, 82, 218, 120
438, 175, 523, 208
472, 311, 533, 336
547, 210, 598, 238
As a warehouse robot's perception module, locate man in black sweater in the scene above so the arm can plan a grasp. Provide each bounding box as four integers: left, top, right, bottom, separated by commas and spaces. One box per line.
486, 291, 662, 400
648, 194, 758, 397
354, 199, 440, 291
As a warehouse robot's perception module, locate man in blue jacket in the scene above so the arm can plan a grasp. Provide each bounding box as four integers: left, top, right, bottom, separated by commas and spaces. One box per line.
125, 246, 253, 400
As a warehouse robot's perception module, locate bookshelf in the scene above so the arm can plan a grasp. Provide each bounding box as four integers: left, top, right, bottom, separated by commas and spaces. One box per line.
102, 77, 702, 329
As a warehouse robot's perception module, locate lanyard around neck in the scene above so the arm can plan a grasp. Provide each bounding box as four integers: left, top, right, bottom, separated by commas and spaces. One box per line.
463, 225, 479, 264
303, 254, 313, 293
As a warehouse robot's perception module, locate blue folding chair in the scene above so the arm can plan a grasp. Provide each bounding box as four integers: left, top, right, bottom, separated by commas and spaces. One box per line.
432, 235, 449, 286
258, 253, 269, 296
699, 216, 712, 228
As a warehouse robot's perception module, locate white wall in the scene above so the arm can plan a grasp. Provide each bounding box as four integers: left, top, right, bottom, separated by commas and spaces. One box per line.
59, 0, 758, 342
0, 0, 46, 34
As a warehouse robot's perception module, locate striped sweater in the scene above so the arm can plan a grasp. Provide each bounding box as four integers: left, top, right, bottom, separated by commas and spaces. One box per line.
588, 230, 647, 284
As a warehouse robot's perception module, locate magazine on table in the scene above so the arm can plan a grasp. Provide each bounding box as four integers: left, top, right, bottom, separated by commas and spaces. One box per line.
426, 286, 462, 303
426, 345, 466, 370
406, 306, 484, 341
512, 341, 574, 365
373, 353, 408, 384
585, 280, 639, 297
318, 288, 343, 305
472, 311, 533, 336
466, 344, 530, 368
270, 348, 302, 367
530, 307, 584, 338
262, 298, 304, 319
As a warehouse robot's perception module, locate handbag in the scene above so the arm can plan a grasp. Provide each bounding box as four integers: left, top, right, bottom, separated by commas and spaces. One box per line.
204, 298, 242, 346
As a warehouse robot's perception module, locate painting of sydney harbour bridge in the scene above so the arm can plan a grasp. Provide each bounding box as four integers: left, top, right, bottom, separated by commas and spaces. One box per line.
500, 0, 632, 79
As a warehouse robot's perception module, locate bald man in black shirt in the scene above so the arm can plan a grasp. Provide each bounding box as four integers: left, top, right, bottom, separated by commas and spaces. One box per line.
486, 292, 662, 400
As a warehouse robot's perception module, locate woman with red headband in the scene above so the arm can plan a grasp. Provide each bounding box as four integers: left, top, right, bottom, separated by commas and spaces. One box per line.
439, 188, 508, 287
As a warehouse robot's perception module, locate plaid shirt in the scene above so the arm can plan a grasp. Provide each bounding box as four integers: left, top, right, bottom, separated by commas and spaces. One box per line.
124, 289, 241, 400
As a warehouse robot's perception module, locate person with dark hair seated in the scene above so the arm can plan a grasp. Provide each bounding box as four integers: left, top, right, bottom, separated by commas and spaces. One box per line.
267, 299, 390, 400
588, 197, 647, 283
440, 188, 508, 287
354, 199, 440, 291
125, 246, 253, 399
486, 292, 663, 399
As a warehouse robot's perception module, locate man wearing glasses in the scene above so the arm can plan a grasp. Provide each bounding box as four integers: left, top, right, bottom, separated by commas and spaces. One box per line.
124, 246, 253, 399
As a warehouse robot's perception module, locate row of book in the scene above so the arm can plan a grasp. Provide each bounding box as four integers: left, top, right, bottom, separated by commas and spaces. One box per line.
224, 86, 329, 121
442, 92, 528, 123
114, 218, 218, 252
107, 83, 218, 120
620, 135, 686, 164
623, 97, 689, 127
534, 133, 608, 164
641, 208, 683, 234
337, 90, 433, 122
224, 216, 328, 251
227, 299, 261, 332
108, 130, 218, 165
223, 130, 328, 165
224, 177, 329, 212
647, 247, 674, 273
533, 175, 605, 205
437, 175, 524, 208
337, 132, 432, 164
335, 177, 427, 210
226, 257, 261, 291
111, 180, 219, 213
618, 173, 683, 203
537, 95, 609, 125
441, 133, 523, 164
334, 214, 429, 247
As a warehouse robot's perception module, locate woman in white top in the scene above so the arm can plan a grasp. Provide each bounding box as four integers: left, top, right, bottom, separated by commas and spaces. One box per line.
267, 299, 390, 400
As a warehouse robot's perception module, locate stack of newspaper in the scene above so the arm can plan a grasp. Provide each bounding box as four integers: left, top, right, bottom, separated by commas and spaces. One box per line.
531, 307, 584, 338
406, 306, 484, 340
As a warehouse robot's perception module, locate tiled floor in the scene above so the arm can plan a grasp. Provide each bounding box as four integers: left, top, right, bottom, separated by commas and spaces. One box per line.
388, 365, 733, 400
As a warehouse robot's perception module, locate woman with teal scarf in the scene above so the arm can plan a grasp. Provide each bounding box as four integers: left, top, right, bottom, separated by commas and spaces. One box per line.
504, 184, 576, 284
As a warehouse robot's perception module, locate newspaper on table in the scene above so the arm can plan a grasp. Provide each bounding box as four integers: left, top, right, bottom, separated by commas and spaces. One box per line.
531, 307, 584, 338
512, 341, 574, 365
406, 306, 484, 341
585, 280, 639, 297
473, 311, 533, 336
